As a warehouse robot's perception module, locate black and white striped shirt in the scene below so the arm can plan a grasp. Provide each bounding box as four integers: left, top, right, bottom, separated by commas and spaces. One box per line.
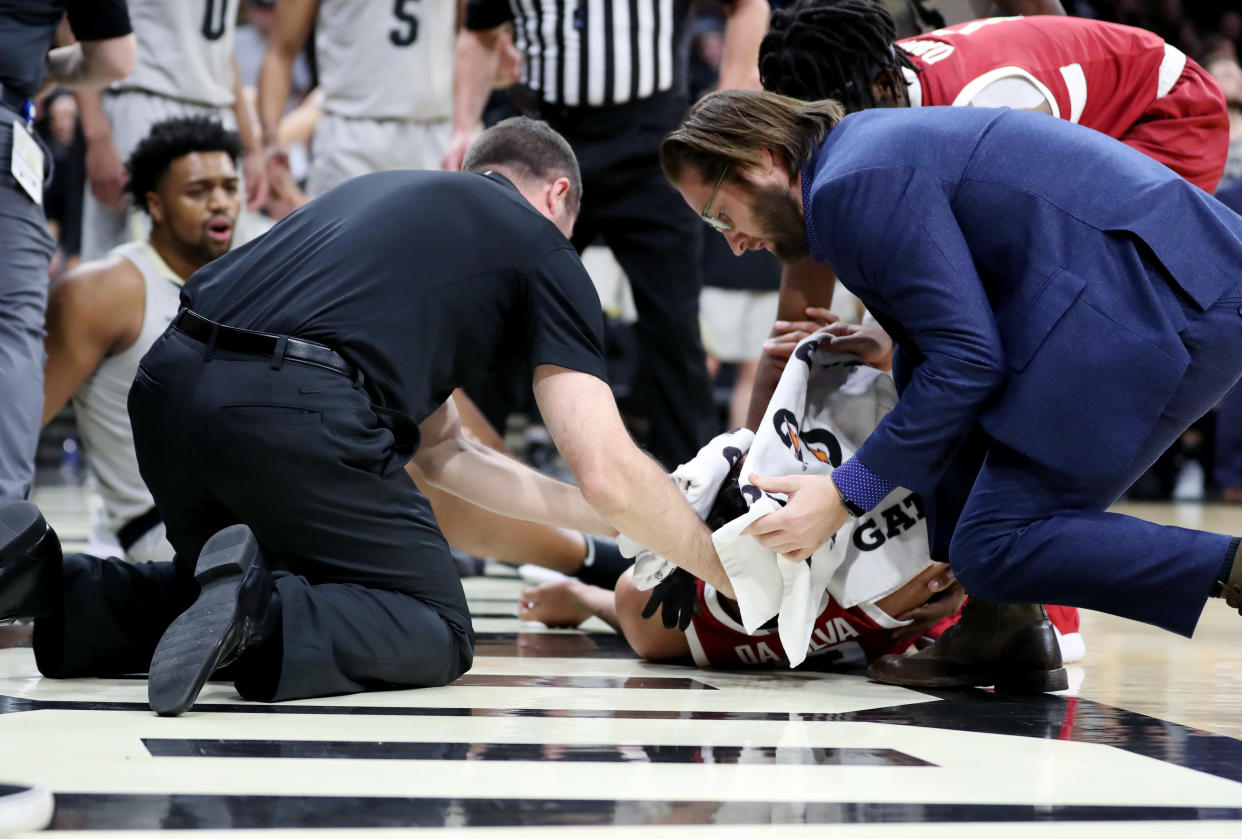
466, 0, 693, 108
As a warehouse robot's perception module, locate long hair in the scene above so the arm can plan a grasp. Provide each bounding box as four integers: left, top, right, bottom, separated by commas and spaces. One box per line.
758, 0, 917, 112
659, 89, 844, 187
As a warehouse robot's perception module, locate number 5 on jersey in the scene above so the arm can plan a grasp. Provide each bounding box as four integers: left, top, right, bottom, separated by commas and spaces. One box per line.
391, 0, 420, 46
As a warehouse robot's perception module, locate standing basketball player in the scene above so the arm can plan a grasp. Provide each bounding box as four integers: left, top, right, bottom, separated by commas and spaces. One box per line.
77, 0, 263, 260
258, 0, 456, 196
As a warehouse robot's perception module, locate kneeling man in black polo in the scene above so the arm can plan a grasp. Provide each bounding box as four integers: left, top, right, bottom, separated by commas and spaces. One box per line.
0, 117, 728, 715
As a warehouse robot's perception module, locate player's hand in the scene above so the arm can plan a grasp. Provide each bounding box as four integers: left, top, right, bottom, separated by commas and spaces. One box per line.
640, 567, 700, 631
242, 147, 268, 210
822, 321, 894, 371
762, 307, 840, 359
891, 580, 967, 642
743, 473, 850, 562
85, 135, 128, 210
442, 130, 480, 172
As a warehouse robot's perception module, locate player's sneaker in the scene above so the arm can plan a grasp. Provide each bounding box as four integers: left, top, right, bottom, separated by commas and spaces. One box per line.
1045, 605, 1086, 664
0, 784, 53, 834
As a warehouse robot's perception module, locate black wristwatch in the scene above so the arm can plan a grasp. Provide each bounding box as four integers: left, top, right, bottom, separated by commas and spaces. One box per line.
831, 474, 866, 517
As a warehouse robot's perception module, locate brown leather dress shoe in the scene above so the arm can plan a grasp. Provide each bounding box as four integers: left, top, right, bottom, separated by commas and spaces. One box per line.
867, 600, 1068, 693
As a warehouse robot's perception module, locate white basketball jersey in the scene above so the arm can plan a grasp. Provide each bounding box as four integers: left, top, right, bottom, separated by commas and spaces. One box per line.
73, 242, 183, 537
316, 0, 454, 121
114, 0, 238, 107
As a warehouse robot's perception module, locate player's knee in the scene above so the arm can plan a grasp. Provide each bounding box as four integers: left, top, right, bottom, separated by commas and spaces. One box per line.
614, 569, 687, 662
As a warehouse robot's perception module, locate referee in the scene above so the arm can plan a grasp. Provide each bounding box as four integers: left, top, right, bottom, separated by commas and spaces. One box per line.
446, 0, 770, 470
0, 3, 135, 506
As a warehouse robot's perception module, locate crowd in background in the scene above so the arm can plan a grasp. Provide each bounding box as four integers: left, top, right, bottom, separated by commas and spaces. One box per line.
26, 0, 1242, 502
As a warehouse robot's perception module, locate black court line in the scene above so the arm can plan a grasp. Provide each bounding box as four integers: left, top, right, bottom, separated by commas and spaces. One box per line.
45, 794, 1242, 830
142, 738, 931, 766
473, 632, 640, 658
451, 674, 716, 689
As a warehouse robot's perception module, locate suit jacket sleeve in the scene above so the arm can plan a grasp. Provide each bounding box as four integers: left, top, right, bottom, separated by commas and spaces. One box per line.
810, 166, 1007, 500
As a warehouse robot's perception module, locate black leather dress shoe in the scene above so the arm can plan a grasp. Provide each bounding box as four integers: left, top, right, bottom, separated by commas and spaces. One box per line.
0, 501, 62, 621
867, 599, 1068, 693
148, 525, 277, 717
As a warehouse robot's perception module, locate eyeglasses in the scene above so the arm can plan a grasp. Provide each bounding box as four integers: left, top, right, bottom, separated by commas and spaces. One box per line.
700, 166, 733, 232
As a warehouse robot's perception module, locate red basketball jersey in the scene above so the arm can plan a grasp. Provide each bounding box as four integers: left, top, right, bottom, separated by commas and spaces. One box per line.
683, 579, 913, 669
897, 16, 1180, 137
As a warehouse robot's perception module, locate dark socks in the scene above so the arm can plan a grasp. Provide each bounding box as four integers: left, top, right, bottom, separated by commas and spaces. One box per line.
572, 536, 633, 590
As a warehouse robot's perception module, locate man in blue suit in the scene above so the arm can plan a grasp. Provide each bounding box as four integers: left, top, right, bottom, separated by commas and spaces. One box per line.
659, 91, 1242, 682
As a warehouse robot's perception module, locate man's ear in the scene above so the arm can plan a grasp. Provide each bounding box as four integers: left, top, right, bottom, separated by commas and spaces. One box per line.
547, 176, 571, 213
147, 192, 164, 226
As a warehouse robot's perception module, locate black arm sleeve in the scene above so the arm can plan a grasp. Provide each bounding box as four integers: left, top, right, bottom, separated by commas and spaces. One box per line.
465, 0, 514, 31
66, 0, 132, 41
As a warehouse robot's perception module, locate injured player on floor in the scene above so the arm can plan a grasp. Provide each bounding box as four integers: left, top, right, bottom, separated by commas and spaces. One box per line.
519, 330, 967, 669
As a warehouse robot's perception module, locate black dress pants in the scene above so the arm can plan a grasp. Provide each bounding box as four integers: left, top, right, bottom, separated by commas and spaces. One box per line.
550, 94, 716, 470
34, 327, 474, 702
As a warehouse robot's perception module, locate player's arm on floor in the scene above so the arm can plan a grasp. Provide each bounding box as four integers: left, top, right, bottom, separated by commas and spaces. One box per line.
42, 258, 144, 426
533, 365, 736, 598
413, 393, 617, 537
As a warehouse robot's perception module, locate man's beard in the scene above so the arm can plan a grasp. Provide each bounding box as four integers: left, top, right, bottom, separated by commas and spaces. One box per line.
748, 182, 809, 264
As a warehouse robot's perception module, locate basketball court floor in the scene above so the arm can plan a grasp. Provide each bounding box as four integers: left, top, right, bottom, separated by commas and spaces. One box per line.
1, 485, 1239, 836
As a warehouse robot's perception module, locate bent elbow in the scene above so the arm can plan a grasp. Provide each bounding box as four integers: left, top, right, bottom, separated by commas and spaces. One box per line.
95, 35, 137, 84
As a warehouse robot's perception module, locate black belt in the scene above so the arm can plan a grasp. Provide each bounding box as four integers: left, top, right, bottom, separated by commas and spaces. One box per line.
171, 310, 355, 378
117, 506, 163, 552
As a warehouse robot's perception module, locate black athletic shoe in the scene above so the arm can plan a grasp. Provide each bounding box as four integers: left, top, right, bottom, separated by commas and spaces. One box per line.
0, 501, 62, 622
148, 525, 275, 717
0, 784, 53, 833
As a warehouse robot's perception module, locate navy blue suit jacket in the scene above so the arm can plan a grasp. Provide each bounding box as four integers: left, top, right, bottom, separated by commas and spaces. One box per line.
803, 106, 1242, 495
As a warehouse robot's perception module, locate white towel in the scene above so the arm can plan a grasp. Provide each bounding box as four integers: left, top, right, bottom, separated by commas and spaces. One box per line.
619, 428, 754, 591
620, 332, 931, 667
716, 331, 932, 667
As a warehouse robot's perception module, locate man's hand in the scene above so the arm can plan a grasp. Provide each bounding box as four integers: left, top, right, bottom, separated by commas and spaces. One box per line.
743, 473, 850, 562
763, 307, 841, 359
242, 147, 268, 210
640, 567, 700, 631
822, 320, 894, 371
891, 576, 967, 642
442, 130, 480, 172
85, 135, 128, 210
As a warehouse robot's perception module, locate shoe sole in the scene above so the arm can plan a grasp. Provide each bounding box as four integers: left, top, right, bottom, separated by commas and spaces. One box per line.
0, 785, 54, 833
868, 665, 1070, 693
147, 526, 262, 717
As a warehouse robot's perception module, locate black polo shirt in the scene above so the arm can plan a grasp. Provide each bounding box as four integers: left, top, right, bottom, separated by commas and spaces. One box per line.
183, 170, 607, 425
0, 0, 132, 100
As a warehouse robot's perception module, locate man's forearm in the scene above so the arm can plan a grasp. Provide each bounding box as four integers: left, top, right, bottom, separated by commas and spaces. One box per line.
452, 29, 501, 134
587, 450, 735, 598
231, 58, 261, 156
257, 50, 295, 148
75, 90, 111, 142
717, 0, 769, 91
